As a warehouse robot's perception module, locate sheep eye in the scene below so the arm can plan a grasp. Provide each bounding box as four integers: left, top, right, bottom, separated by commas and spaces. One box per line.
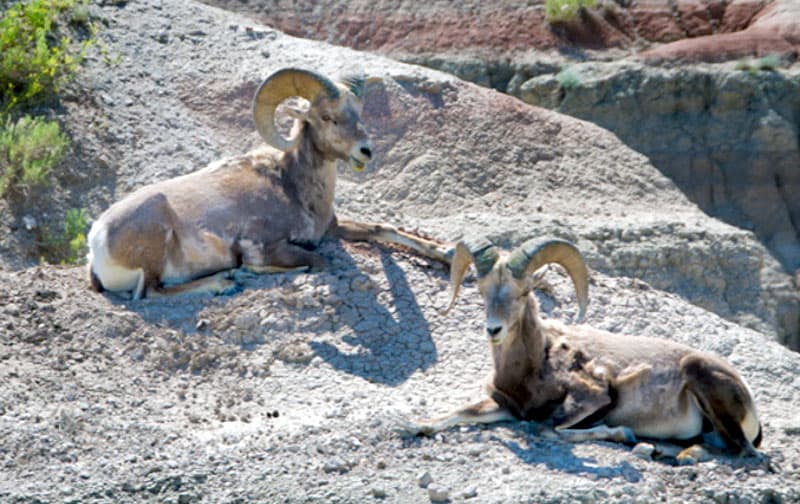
321, 114, 331, 122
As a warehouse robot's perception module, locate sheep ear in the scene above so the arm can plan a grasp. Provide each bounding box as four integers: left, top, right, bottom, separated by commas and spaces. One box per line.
442, 237, 498, 315
340, 74, 366, 98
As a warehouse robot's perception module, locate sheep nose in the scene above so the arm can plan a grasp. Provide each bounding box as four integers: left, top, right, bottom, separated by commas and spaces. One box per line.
486, 326, 502, 337
360, 146, 372, 159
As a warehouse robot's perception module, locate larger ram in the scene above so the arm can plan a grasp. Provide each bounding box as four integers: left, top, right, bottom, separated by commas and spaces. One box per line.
88, 68, 449, 298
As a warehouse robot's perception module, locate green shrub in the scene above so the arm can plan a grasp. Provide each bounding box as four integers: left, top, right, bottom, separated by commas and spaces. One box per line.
734, 54, 784, 74
556, 67, 581, 90
0, 0, 94, 111
62, 207, 88, 264
39, 207, 88, 264
545, 0, 597, 24
0, 114, 68, 196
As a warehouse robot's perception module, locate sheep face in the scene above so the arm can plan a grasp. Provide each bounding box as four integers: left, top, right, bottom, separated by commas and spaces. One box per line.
447, 238, 589, 346
477, 263, 532, 346
305, 89, 373, 172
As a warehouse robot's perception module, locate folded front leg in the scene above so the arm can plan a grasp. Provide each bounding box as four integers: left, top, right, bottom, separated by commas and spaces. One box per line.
240, 239, 325, 273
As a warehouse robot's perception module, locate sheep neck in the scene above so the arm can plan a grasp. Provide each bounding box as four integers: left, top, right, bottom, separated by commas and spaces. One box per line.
490, 296, 550, 417
284, 123, 337, 237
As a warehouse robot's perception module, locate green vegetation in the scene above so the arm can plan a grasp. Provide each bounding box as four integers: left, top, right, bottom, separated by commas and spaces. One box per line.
734, 54, 785, 74
556, 67, 581, 90
1, 0, 94, 111
545, 0, 597, 24
0, 114, 68, 196
60, 207, 89, 264
40, 207, 89, 264
0, 0, 97, 264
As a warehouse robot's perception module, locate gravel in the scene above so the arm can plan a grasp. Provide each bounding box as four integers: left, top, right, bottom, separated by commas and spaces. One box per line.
0, 0, 799, 502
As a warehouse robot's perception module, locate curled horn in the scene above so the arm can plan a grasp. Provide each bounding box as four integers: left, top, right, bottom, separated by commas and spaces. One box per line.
253, 68, 340, 151
506, 238, 589, 321
444, 237, 499, 314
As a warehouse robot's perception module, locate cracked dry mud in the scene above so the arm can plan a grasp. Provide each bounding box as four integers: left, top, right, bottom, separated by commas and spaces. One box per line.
1, 0, 799, 502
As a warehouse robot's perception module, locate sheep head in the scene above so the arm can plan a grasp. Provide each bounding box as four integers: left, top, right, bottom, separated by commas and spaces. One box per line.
253, 68, 375, 171
446, 237, 589, 346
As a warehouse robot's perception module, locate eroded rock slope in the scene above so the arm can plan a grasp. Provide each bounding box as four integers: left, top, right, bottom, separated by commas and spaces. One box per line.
194, 0, 800, 345
1, 0, 800, 502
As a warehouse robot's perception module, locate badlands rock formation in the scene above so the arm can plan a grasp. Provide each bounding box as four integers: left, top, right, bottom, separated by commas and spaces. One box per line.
1, 0, 799, 502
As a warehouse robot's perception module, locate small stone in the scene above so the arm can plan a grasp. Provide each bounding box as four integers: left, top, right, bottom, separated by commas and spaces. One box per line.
417, 471, 433, 488
371, 487, 386, 498
376, 460, 386, 470
22, 215, 37, 230
501, 466, 511, 475
428, 484, 449, 502
781, 422, 800, 435
461, 486, 478, 499
350, 275, 374, 292
323, 457, 349, 474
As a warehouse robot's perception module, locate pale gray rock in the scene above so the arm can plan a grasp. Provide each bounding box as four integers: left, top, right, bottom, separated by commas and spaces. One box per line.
0, 1, 798, 504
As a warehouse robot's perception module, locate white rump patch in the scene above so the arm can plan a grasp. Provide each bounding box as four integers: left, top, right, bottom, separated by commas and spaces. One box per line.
87, 220, 143, 295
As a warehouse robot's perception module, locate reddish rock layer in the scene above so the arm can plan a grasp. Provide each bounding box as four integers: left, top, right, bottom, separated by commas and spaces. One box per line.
206, 0, 797, 62
641, 1, 800, 63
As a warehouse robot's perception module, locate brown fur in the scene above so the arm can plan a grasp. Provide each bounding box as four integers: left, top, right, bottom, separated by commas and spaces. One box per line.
401, 243, 762, 462
89, 77, 452, 299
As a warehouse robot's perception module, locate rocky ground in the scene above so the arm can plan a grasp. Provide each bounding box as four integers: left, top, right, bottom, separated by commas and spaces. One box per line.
201, 0, 800, 344
1, 0, 800, 502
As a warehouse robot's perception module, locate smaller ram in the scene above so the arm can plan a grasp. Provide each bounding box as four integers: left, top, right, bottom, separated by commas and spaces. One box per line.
398, 237, 764, 465
87, 68, 449, 299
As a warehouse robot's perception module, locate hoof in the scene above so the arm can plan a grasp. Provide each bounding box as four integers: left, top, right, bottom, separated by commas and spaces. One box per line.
539, 427, 560, 441
391, 415, 434, 438
617, 426, 637, 444
210, 272, 241, 296
216, 281, 243, 297
677, 445, 710, 465
632, 442, 655, 461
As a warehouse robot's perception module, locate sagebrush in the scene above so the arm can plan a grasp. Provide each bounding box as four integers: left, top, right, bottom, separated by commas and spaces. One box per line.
0, 114, 68, 196
545, 0, 597, 23
0, 0, 95, 111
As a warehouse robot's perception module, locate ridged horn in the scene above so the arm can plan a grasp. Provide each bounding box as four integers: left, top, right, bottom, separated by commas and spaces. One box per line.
506, 238, 589, 321
444, 237, 499, 314
253, 68, 340, 151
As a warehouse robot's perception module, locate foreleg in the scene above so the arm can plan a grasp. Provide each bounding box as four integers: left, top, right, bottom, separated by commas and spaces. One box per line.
555, 424, 637, 444
240, 239, 325, 274
147, 270, 238, 298
395, 398, 515, 437
332, 218, 452, 265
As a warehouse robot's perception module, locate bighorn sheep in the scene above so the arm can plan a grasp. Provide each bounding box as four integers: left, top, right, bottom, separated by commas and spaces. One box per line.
398, 237, 764, 464
87, 68, 449, 298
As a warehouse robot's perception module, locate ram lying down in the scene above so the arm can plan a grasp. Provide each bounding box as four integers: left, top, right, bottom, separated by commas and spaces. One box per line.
398, 237, 767, 466
87, 68, 449, 299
